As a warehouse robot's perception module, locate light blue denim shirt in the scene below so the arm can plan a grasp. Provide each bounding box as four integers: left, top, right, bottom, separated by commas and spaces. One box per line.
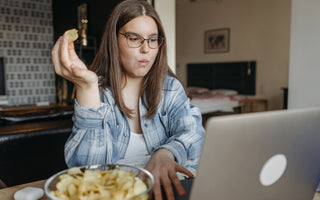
65, 76, 205, 172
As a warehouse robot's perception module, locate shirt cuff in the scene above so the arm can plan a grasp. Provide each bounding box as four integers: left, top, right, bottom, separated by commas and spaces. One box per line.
155, 142, 188, 167
73, 99, 108, 129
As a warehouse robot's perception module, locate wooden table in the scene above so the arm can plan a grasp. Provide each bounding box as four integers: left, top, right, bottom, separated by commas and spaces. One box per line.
240, 98, 268, 113
0, 180, 46, 200
0, 180, 319, 200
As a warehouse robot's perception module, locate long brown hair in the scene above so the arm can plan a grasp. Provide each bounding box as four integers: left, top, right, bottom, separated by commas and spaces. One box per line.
90, 0, 173, 119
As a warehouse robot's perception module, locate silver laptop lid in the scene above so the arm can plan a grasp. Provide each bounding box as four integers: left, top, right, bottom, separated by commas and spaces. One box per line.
190, 107, 320, 200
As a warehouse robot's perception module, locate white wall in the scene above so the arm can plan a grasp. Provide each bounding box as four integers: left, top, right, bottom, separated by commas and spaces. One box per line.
154, 0, 176, 73
176, 0, 291, 110
288, 0, 320, 109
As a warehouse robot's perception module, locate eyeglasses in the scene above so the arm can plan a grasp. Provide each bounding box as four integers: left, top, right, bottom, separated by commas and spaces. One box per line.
119, 32, 164, 49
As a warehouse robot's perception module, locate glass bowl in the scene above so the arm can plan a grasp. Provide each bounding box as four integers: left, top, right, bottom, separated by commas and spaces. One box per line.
44, 164, 154, 200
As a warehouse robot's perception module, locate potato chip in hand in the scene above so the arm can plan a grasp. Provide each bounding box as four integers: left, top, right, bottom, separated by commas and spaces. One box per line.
64, 29, 78, 43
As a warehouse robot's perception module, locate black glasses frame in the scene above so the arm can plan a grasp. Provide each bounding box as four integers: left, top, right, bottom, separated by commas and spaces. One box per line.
119, 32, 164, 49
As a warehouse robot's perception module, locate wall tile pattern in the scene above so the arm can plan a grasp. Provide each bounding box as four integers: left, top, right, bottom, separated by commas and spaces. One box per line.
0, 0, 55, 105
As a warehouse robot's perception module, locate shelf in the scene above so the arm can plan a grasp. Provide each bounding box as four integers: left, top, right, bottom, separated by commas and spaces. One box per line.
0, 104, 73, 117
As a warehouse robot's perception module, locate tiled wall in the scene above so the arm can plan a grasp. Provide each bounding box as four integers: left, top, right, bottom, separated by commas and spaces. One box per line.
0, 0, 56, 106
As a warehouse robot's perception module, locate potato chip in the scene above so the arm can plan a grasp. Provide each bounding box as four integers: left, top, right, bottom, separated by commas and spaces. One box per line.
65, 28, 79, 43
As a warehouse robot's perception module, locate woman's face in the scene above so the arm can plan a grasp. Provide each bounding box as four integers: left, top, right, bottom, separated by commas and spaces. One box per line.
118, 15, 159, 79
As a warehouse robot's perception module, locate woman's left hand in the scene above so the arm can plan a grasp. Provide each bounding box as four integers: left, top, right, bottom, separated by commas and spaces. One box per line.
144, 149, 194, 200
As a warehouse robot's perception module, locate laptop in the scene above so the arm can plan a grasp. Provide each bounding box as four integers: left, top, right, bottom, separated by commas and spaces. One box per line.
188, 107, 320, 200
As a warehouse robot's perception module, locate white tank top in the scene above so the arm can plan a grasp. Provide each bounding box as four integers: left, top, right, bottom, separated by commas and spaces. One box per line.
116, 132, 151, 168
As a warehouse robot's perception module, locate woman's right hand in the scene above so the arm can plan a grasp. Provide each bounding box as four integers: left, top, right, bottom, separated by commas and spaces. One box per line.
51, 33, 100, 109
51, 33, 98, 88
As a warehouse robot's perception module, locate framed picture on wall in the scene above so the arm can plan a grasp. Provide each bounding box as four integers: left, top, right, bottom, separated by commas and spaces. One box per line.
204, 28, 230, 53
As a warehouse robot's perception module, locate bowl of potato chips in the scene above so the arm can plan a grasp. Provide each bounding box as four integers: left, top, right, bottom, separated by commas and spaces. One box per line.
44, 164, 154, 200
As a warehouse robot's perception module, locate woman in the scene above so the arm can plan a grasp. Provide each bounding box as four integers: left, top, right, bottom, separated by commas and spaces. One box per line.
51, 0, 204, 199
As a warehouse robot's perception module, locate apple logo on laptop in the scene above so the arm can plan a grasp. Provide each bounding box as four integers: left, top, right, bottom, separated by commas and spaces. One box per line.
259, 154, 287, 186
